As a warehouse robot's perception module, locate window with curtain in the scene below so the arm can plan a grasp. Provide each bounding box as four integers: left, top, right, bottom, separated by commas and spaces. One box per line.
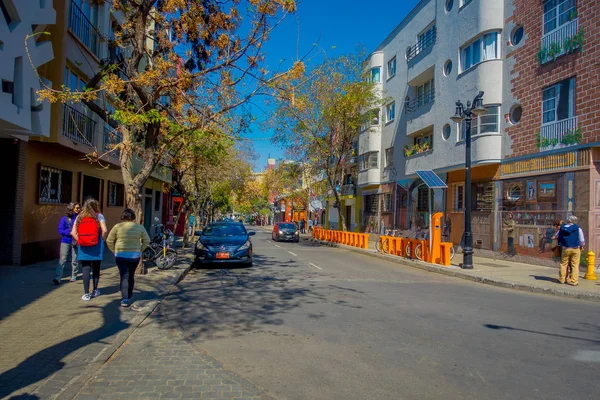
386, 102, 395, 122
359, 152, 379, 170
370, 67, 381, 83
460, 32, 499, 71
387, 58, 396, 78
543, 0, 576, 35
542, 77, 575, 124
416, 79, 434, 107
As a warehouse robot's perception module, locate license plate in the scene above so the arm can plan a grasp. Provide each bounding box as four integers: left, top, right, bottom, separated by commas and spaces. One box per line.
216, 252, 229, 259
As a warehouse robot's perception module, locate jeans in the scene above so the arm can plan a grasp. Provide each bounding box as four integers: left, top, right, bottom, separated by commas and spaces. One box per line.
116, 257, 139, 300
507, 237, 516, 255
55, 243, 79, 281
81, 260, 101, 294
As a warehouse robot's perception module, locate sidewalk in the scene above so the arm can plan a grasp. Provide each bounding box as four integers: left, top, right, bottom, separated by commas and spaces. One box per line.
309, 238, 600, 302
0, 248, 193, 400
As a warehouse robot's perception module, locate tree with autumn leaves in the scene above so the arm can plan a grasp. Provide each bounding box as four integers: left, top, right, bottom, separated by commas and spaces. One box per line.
270, 51, 381, 231
38, 0, 301, 224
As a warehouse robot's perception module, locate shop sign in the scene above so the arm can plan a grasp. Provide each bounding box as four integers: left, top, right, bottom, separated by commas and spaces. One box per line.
501, 151, 578, 176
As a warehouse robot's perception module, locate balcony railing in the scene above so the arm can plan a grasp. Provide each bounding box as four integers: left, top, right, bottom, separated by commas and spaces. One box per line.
539, 116, 579, 152
103, 127, 122, 158
539, 18, 579, 64
406, 26, 436, 62
63, 104, 96, 145
341, 184, 356, 196
405, 88, 435, 113
68, 0, 101, 58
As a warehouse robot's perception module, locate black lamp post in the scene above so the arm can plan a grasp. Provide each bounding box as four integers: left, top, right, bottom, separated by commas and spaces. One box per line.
450, 91, 487, 269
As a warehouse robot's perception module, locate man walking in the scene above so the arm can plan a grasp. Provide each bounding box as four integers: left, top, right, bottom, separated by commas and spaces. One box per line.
504, 213, 516, 256
557, 215, 585, 286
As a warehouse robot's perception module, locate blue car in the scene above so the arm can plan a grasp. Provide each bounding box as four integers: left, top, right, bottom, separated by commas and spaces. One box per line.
194, 222, 255, 267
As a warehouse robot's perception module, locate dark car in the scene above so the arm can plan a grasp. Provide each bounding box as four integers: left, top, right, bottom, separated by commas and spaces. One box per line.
194, 222, 255, 267
272, 222, 299, 242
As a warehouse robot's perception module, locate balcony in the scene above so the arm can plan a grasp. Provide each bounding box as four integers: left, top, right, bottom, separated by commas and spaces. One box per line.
62, 104, 96, 145
103, 127, 122, 158
538, 116, 580, 152
539, 18, 580, 64
68, 0, 101, 58
405, 89, 435, 113
406, 26, 436, 63
341, 184, 356, 197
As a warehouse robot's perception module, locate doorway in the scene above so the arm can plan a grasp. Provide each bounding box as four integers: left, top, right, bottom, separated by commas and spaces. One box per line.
345, 205, 352, 231
144, 188, 153, 233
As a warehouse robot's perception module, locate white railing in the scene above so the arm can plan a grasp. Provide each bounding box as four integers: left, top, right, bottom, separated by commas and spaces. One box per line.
540, 18, 579, 63
539, 116, 578, 152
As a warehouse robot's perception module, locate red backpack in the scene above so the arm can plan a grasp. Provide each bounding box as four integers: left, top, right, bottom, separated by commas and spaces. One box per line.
78, 217, 99, 247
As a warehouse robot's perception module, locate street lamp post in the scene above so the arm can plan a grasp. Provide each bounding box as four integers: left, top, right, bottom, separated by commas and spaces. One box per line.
450, 91, 487, 269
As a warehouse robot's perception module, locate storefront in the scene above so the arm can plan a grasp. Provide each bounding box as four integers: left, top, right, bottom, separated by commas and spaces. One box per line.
496, 148, 593, 259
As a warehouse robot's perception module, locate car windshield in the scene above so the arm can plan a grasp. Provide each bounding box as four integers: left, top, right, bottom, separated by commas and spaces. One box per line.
279, 223, 296, 229
202, 224, 247, 237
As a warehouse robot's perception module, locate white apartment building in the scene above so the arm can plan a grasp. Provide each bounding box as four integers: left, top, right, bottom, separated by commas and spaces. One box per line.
358, 0, 509, 249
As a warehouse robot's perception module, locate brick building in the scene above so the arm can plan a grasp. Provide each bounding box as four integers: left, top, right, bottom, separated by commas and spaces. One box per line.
500, 0, 600, 258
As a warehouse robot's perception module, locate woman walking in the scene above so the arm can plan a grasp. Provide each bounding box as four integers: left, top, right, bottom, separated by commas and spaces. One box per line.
106, 209, 150, 307
54, 202, 81, 284
71, 199, 108, 301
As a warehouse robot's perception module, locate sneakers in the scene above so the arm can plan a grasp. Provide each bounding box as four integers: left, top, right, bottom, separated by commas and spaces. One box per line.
52, 279, 60, 285
91, 289, 101, 298
69, 277, 77, 282
120, 299, 129, 307
81, 293, 91, 301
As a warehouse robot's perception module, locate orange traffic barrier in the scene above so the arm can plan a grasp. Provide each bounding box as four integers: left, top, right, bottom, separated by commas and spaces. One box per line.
312, 229, 370, 250
440, 242, 452, 266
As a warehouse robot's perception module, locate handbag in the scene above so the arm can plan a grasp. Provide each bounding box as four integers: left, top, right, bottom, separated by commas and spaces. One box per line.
551, 238, 561, 257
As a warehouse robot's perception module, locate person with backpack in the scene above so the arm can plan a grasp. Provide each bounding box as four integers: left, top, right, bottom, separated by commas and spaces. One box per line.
53, 202, 81, 284
106, 209, 150, 307
557, 215, 585, 286
71, 199, 108, 301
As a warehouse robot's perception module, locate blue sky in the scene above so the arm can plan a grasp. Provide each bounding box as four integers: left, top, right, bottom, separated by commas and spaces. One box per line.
247, 0, 422, 171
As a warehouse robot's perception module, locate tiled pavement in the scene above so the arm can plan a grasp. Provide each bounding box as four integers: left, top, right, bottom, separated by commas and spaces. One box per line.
0, 250, 191, 400
74, 314, 271, 400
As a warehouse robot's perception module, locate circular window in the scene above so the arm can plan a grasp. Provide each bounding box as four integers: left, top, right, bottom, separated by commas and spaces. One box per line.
507, 184, 522, 202
510, 105, 523, 124
443, 59, 453, 76
445, 0, 454, 13
511, 26, 524, 46
442, 124, 451, 141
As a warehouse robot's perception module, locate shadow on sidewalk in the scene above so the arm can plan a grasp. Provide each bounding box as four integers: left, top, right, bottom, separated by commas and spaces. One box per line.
0, 251, 116, 321
484, 324, 600, 344
531, 275, 558, 282
0, 299, 128, 399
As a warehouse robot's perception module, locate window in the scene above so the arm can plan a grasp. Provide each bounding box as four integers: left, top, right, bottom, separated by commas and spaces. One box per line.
453, 183, 464, 211
511, 26, 524, 45
542, 77, 575, 124
385, 147, 394, 167
416, 79, 434, 107
543, 0, 576, 35
364, 194, 378, 214
154, 190, 161, 211
443, 59, 453, 76
460, 32, 500, 71
383, 194, 393, 212
369, 67, 381, 83
460, 105, 500, 140
386, 102, 395, 123
442, 124, 451, 141
474, 182, 494, 211
510, 105, 523, 124
359, 151, 379, 170
361, 109, 380, 131
387, 57, 396, 79
417, 186, 429, 212
39, 165, 73, 204
445, 0, 454, 12
108, 182, 125, 206
460, 0, 473, 7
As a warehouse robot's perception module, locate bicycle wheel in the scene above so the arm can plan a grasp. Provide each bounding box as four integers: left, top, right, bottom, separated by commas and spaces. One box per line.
405, 243, 412, 258
449, 246, 456, 260
414, 244, 423, 261
382, 239, 390, 254
376, 239, 383, 253
157, 250, 177, 270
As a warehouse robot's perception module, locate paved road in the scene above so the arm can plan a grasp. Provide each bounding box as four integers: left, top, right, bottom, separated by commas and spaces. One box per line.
77, 228, 600, 400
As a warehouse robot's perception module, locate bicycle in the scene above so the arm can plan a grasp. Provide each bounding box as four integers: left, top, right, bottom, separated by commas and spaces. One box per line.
376, 230, 402, 253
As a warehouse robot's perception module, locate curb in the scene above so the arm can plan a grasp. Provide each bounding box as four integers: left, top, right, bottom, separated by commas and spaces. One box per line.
309, 238, 600, 303
39, 249, 193, 400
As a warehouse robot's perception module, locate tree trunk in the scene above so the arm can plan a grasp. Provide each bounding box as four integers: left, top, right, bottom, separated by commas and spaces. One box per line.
326, 172, 347, 231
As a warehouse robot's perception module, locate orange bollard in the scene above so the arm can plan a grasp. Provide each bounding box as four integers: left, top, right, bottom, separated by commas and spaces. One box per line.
440, 243, 452, 266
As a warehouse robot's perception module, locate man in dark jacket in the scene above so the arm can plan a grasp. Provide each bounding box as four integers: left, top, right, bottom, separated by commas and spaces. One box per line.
53, 202, 80, 284
557, 215, 585, 286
